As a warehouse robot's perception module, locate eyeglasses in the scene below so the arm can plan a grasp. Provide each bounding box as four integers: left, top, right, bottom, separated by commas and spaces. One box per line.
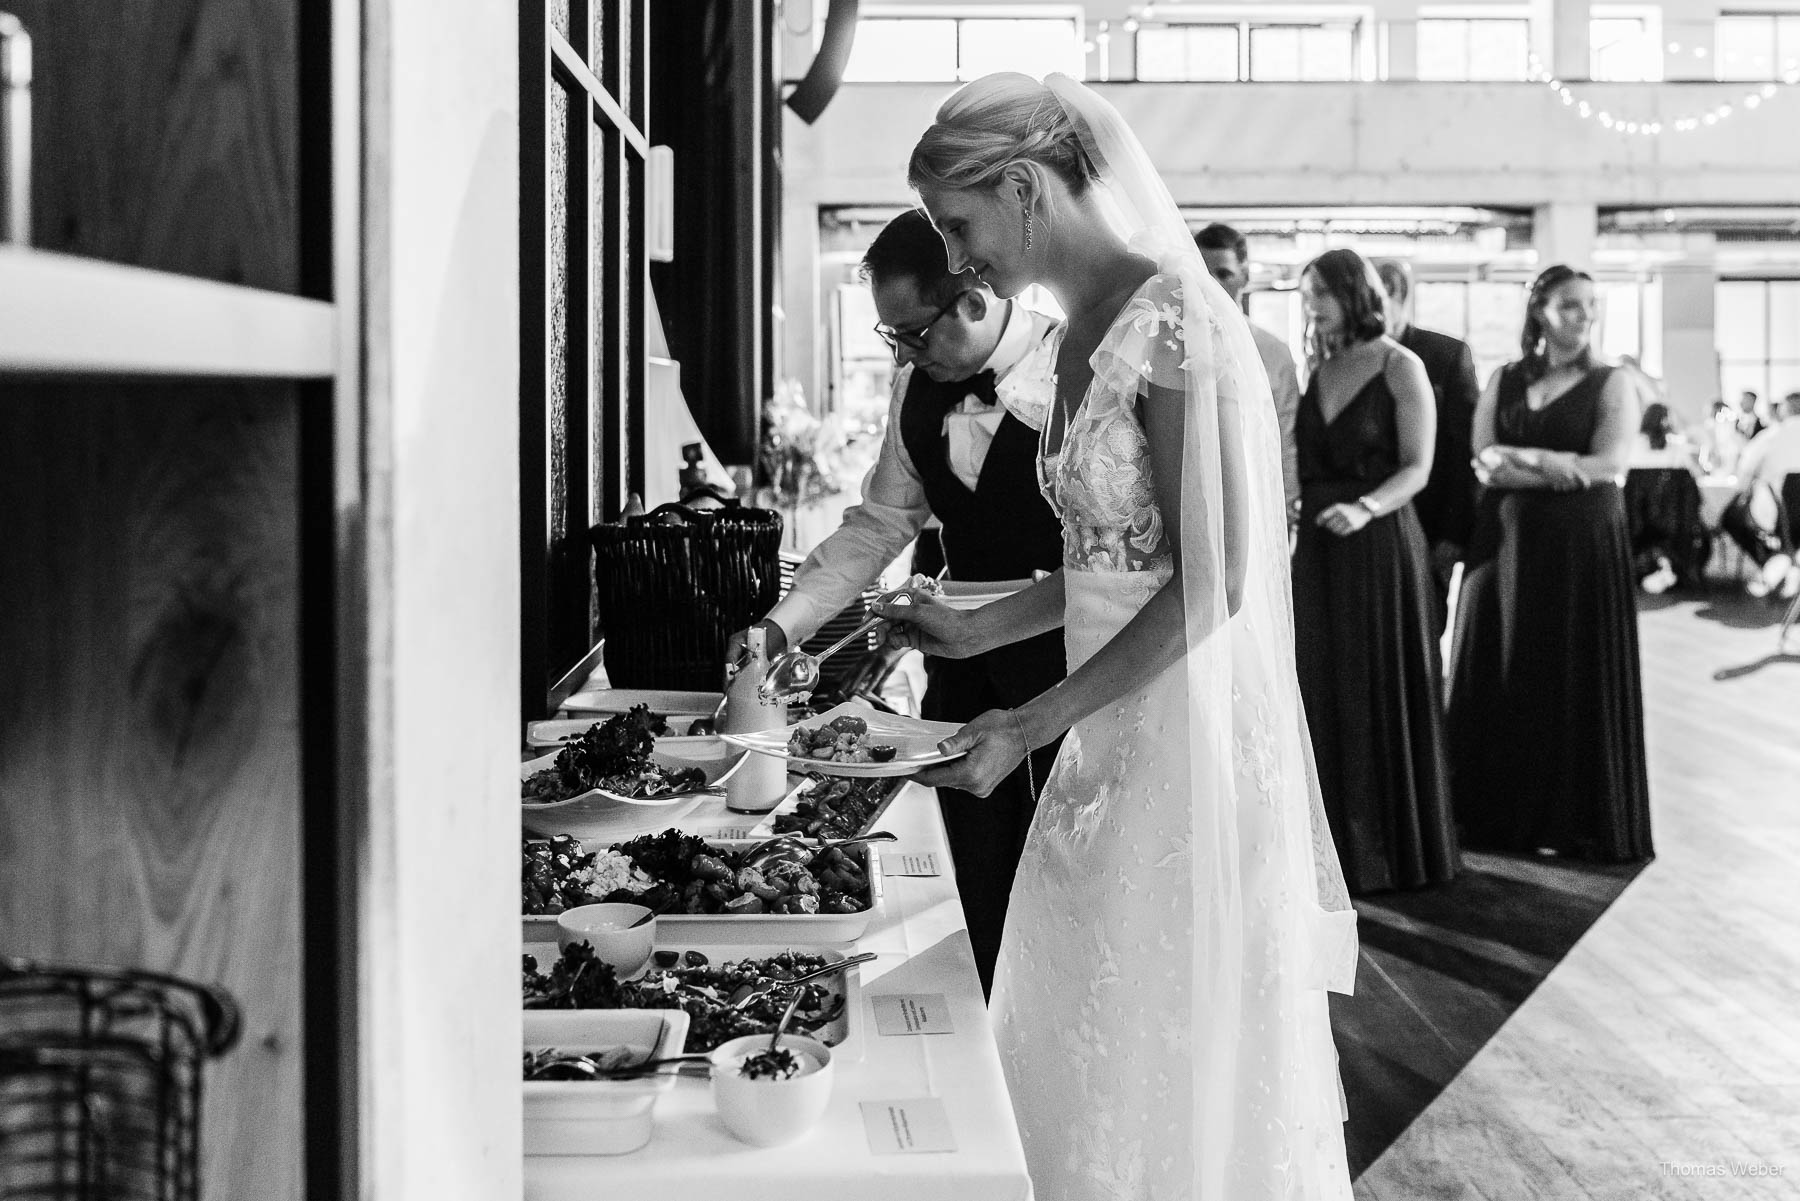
873, 291, 971, 354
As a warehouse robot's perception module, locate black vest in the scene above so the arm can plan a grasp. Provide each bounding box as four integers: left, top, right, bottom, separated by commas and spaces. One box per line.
897, 368, 1064, 582
897, 366, 1067, 713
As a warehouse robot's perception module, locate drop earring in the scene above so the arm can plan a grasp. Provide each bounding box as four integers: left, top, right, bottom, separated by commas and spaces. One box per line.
1024, 208, 1035, 252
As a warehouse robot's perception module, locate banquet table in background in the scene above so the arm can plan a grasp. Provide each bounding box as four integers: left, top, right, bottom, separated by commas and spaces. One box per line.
523, 783, 1035, 1201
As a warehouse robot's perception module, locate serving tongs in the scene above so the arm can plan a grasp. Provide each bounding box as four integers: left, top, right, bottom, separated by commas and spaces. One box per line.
526, 1049, 712, 1081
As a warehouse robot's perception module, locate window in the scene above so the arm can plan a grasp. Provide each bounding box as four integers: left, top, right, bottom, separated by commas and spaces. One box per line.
1589, 13, 1662, 81
1136, 24, 1241, 81
1249, 23, 1358, 80
1715, 13, 1800, 81
1415, 18, 1531, 81
1135, 20, 1359, 81
1717, 281, 1800, 411
842, 15, 1082, 82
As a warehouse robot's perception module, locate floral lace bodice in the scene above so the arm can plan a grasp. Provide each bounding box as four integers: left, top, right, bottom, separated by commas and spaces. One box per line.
1036, 273, 1201, 581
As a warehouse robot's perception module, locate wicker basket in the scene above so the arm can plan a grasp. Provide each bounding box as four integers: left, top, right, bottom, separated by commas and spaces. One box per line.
591, 502, 784, 691
0, 958, 240, 1201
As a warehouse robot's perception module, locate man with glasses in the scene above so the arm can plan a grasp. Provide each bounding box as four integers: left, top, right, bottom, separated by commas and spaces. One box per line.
731, 208, 1064, 996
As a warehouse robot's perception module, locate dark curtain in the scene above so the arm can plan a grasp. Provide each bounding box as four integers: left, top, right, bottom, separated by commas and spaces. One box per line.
648, 0, 780, 469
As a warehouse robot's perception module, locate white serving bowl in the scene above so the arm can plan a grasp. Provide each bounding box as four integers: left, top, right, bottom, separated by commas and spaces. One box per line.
523, 1010, 687, 1156
519, 735, 747, 841
555, 902, 654, 975
708, 1034, 835, 1147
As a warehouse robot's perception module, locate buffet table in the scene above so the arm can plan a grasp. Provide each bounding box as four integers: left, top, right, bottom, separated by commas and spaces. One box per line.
523, 781, 1035, 1201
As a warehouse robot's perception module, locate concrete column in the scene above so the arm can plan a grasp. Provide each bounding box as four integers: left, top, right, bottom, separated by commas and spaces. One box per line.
1535, 0, 1593, 79
1385, 19, 1419, 81
1533, 201, 1599, 269
1660, 250, 1720, 425
1659, 0, 1718, 83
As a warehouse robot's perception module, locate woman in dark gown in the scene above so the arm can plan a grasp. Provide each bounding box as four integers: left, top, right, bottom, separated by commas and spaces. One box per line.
1292, 249, 1458, 895
1448, 264, 1653, 862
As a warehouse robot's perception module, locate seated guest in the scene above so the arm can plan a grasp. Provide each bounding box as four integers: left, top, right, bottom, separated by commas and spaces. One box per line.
1626, 403, 1706, 593
1697, 398, 1747, 474
1722, 391, 1800, 599
1736, 389, 1768, 441
729, 209, 1066, 995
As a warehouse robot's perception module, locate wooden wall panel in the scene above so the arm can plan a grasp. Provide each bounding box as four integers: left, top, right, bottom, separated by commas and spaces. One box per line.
0, 3, 307, 1193
0, 384, 304, 1200
7, 0, 300, 289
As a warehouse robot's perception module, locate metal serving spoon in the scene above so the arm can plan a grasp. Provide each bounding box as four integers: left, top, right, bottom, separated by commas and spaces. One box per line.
758, 569, 947, 703
757, 597, 913, 703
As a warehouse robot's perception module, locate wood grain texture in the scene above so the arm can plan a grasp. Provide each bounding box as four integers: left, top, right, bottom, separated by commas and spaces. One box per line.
4, 0, 299, 291
1358, 591, 1800, 1199
0, 383, 303, 1201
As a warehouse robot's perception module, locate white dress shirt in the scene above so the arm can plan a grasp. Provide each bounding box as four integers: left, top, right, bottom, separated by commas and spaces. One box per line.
1738, 420, 1800, 492
1251, 322, 1302, 516
766, 302, 1057, 645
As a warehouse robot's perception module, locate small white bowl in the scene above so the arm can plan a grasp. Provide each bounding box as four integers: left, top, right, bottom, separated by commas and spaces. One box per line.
555, 903, 654, 975
708, 1034, 835, 1147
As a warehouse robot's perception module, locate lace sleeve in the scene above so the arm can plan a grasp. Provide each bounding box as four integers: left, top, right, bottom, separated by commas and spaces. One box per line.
1089, 273, 1217, 402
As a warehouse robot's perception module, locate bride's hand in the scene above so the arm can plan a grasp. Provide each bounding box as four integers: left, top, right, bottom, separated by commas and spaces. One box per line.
911, 709, 1028, 798
872, 587, 980, 659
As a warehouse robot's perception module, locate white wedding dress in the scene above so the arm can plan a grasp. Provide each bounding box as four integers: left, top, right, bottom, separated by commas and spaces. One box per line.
990, 272, 1355, 1201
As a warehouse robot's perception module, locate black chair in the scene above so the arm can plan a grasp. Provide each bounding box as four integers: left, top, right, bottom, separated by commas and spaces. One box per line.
1624, 466, 1711, 585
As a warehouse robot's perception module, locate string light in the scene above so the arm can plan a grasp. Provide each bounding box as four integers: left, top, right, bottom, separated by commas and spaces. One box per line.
1527, 54, 1798, 137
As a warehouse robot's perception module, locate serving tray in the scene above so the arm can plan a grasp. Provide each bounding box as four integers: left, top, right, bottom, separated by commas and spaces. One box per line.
522, 839, 885, 945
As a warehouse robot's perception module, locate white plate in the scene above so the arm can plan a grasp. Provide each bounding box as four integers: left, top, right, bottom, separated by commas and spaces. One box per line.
721, 701, 964, 778
519, 738, 747, 841
560, 688, 721, 717
522, 839, 885, 946
937, 577, 1031, 610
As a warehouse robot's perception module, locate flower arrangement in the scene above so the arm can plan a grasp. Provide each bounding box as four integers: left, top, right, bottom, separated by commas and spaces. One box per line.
759, 380, 846, 509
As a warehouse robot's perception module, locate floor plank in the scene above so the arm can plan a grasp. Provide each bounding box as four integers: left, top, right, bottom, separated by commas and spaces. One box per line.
1356, 588, 1800, 1198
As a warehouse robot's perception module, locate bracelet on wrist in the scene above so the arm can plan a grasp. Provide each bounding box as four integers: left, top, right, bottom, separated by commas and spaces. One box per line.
1356, 495, 1381, 516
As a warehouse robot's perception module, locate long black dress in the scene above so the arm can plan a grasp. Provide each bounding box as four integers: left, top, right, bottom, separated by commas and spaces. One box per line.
1292, 358, 1459, 895
1447, 364, 1653, 862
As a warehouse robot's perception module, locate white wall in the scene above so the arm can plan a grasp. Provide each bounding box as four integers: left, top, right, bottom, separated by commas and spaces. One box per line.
359, 1, 522, 1198
781, 78, 1800, 405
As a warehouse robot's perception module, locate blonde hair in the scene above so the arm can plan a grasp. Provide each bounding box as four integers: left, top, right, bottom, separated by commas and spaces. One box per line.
907, 72, 1099, 196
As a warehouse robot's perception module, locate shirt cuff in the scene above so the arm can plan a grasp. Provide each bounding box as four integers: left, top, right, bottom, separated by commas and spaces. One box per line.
765, 592, 827, 648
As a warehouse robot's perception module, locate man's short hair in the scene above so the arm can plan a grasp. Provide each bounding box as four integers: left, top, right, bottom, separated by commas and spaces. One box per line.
1783, 391, 1800, 416
1194, 222, 1248, 263
860, 209, 965, 307
1374, 259, 1411, 305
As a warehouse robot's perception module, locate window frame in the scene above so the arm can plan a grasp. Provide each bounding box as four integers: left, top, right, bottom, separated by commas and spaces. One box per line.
841, 5, 1086, 83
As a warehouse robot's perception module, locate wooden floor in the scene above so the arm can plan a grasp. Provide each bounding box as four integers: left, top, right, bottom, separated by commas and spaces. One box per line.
1356, 589, 1800, 1199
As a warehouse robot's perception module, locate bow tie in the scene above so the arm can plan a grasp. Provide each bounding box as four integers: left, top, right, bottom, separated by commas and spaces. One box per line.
962, 371, 999, 407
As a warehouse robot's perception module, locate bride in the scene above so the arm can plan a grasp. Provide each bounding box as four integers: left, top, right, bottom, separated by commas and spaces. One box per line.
873, 73, 1358, 1199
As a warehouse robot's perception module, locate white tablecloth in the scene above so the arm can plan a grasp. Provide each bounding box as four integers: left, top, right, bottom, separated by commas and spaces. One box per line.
524, 784, 1034, 1201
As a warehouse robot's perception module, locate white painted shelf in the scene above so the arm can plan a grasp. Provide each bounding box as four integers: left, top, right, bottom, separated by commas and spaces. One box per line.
0, 246, 337, 378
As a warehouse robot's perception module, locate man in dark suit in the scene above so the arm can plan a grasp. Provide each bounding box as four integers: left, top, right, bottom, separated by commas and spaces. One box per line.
1377, 260, 1481, 624
733, 210, 1065, 995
